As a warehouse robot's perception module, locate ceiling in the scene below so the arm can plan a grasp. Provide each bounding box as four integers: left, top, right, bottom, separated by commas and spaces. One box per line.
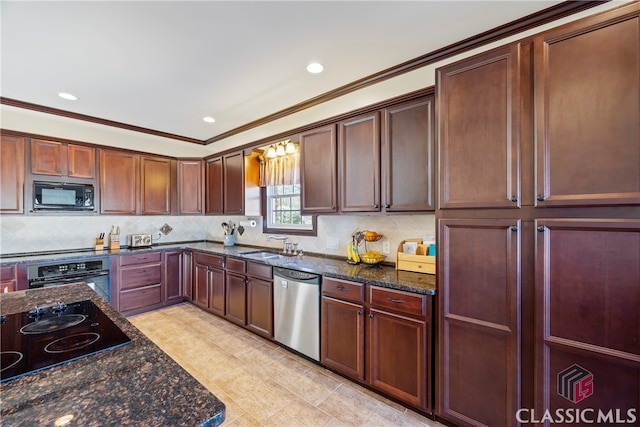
1, 1, 565, 144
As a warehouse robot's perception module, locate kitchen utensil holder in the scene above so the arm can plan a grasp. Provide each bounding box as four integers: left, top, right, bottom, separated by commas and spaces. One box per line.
109, 234, 120, 251
94, 238, 104, 251
223, 234, 235, 247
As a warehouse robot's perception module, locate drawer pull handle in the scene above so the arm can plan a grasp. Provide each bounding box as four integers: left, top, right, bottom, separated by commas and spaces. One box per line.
386, 297, 404, 304
337, 286, 348, 292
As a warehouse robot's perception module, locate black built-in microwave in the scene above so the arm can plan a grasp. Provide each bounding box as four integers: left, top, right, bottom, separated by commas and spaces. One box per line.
33, 182, 95, 211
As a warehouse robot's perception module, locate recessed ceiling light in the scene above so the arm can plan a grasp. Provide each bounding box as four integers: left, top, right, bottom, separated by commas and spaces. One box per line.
306, 62, 324, 74
58, 92, 77, 101
203, 116, 215, 123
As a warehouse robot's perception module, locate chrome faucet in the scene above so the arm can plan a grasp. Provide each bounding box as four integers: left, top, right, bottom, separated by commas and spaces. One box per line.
268, 234, 289, 253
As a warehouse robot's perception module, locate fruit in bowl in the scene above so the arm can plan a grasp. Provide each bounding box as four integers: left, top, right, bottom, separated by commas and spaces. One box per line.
364, 231, 379, 241
361, 250, 385, 264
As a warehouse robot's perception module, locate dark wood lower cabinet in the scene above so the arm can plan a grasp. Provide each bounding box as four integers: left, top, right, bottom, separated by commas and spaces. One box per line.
225, 271, 247, 326
193, 252, 225, 316
535, 219, 640, 424
246, 276, 273, 338
164, 251, 183, 303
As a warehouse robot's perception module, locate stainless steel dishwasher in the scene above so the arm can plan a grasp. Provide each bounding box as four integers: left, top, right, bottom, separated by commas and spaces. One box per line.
273, 267, 321, 361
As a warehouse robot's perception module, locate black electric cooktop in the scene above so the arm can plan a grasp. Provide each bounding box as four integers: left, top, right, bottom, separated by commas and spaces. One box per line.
1, 300, 131, 383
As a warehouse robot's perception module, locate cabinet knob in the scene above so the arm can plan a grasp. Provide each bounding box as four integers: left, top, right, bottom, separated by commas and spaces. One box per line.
369, 314, 374, 318
57, 170, 62, 175
537, 225, 546, 232
510, 195, 518, 202
357, 310, 363, 316
373, 204, 379, 209
384, 204, 390, 209
537, 194, 546, 201
510, 225, 519, 232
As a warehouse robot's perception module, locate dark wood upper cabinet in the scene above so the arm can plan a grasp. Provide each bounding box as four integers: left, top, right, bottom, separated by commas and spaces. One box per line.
381, 95, 435, 212
177, 159, 203, 215
300, 124, 338, 214
437, 218, 521, 427
223, 151, 244, 215
338, 112, 381, 212
31, 139, 95, 179
535, 219, 640, 419
534, 6, 640, 207
99, 149, 139, 215
437, 43, 522, 209
0, 135, 25, 214
205, 152, 244, 215
205, 157, 224, 215
140, 155, 173, 215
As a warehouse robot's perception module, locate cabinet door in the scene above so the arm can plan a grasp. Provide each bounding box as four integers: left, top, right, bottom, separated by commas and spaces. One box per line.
382, 96, 435, 212
225, 271, 246, 325
247, 276, 273, 338
300, 124, 338, 214
223, 152, 244, 214
437, 43, 521, 209
368, 308, 428, 409
178, 160, 203, 214
535, 219, 640, 419
141, 156, 172, 215
534, 6, 640, 207
164, 251, 183, 303
31, 139, 66, 176
338, 112, 380, 212
209, 267, 225, 317
205, 157, 224, 214
99, 149, 138, 214
0, 135, 25, 213
193, 263, 209, 309
437, 218, 521, 426
321, 296, 365, 381
67, 144, 95, 178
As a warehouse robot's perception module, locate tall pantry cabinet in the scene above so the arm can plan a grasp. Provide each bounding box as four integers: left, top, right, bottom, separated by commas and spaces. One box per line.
435, 3, 640, 427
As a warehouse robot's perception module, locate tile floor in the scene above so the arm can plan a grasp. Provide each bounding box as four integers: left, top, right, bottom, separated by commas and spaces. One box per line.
128, 303, 445, 427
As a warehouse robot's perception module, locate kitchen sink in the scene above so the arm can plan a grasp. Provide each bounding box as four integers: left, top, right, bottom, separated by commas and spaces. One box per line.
239, 250, 284, 259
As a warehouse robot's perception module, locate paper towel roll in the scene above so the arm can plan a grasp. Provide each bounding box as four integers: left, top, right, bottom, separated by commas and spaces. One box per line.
239, 220, 257, 228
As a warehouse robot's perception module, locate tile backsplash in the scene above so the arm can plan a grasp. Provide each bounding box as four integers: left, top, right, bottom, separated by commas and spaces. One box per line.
1, 214, 435, 262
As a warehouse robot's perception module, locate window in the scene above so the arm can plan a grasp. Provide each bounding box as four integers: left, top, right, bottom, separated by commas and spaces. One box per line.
264, 183, 316, 235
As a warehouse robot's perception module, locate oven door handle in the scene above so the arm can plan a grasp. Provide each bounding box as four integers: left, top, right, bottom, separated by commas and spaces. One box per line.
30, 271, 109, 287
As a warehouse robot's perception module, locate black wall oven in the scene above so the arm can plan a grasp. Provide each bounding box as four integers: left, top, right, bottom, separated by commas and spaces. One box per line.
27, 258, 110, 303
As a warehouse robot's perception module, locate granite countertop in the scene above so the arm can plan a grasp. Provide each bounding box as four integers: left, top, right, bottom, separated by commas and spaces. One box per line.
0, 283, 225, 426
1, 241, 436, 295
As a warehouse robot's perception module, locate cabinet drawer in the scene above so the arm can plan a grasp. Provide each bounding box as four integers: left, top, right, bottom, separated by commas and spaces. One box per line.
120, 284, 162, 312
369, 286, 427, 318
120, 252, 162, 266
225, 257, 246, 274
247, 261, 272, 280
1, 265, 16, 281
194, 252, 224, 269
323, 277, 364, 303
120, 264, 161, 290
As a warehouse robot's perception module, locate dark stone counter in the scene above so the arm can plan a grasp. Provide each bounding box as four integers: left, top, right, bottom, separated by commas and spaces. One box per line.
0, 283, 225, 426
1, 241, 436, 295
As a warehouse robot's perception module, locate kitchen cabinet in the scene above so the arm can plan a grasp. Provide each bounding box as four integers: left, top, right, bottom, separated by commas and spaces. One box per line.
177, 159, 203, 215
30, 139, 96, 179
0, 135, 25, 214
369, 286, 431, 412
116, 252, 163, 316
300, 124, 338, 214
99, 149, 139, 214
533, 6, 640, 208
246, 261, 273, 339
224, 257, 246, 326
535, 219, 640, 421
381, 95, 435, 212
437, 218, 521, 426
140, 155, 173, 215
338, 112, 381, 212
193, 252, 225, 316
164, 251, 183, 303
205, 152, 244, 215
437, 43, 522, 210
321, 277, 365, 381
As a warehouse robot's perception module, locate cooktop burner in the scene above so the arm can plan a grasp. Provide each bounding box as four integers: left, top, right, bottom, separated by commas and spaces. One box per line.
0, 300, 131, 383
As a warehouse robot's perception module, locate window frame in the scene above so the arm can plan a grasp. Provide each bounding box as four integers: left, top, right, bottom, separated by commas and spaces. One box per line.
260, 187, 317, 236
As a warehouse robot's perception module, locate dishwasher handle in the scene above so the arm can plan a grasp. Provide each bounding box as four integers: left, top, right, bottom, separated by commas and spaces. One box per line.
273, 267, 320, 284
